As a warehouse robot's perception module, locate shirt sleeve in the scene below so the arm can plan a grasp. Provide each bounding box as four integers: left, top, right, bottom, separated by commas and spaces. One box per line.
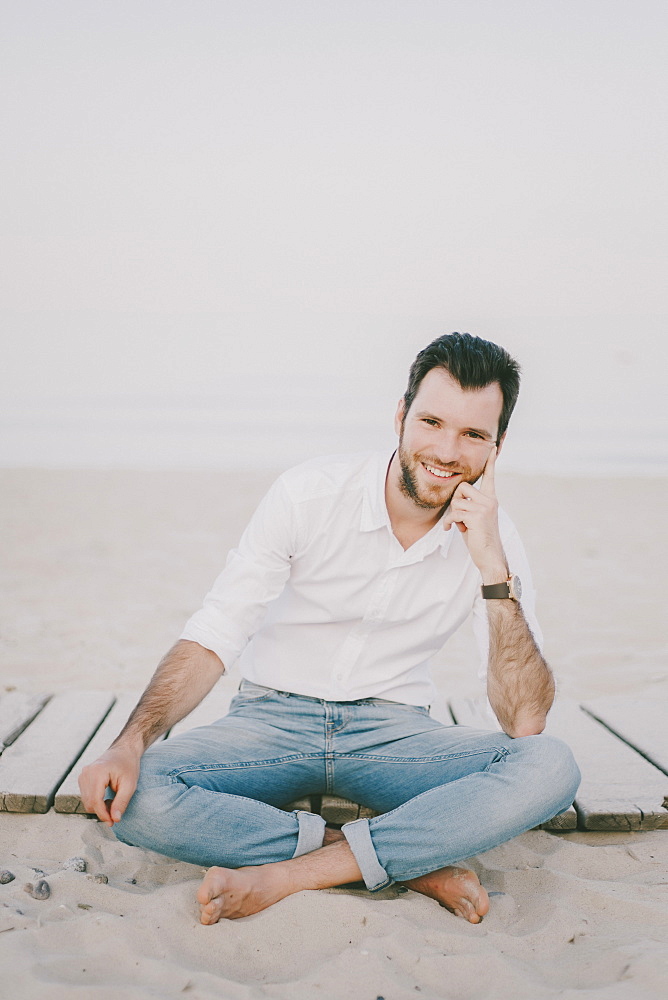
471, 509, 544, 682
179, 475, 297, 669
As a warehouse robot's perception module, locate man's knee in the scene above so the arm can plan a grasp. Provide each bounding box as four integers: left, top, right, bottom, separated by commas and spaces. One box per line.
515, 732, 581, 808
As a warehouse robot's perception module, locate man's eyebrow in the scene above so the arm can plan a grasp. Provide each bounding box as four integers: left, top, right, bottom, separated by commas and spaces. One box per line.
465, 427, 495, 440
414, 411, 495, 439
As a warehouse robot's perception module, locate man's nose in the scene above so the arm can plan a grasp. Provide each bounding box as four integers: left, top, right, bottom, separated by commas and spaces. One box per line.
433, 429, 463, 464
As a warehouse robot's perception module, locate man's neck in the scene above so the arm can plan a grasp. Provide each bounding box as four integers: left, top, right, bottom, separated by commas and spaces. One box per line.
385, 452, 444, 550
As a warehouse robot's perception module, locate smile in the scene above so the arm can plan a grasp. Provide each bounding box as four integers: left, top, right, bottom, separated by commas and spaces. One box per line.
422, 463, 459, 480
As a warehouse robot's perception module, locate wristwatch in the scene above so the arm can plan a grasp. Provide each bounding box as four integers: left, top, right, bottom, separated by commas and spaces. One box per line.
481, 574, 522, 601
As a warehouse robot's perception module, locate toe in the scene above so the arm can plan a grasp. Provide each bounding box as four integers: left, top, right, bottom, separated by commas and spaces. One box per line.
200, 901, 221, 925
457, 896, 483, 923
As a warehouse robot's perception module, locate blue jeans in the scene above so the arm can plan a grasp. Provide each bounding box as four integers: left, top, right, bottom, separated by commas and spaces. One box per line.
114, 681, 580, 891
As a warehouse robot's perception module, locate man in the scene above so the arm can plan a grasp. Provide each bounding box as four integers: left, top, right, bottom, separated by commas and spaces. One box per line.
79, 332, 580, 926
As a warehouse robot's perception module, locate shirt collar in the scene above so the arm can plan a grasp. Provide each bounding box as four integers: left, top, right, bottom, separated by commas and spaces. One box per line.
360, 450, 455, 557
360, 450, 393, 533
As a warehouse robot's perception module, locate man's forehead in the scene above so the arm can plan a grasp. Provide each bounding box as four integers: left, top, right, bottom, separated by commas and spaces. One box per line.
412, 369, 503, 420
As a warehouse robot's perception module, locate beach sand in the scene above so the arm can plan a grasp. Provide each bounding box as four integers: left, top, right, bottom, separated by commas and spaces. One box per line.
1, 469, 667, 999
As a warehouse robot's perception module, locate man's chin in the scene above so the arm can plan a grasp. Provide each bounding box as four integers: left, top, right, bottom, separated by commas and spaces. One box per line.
412, 483, 458, 511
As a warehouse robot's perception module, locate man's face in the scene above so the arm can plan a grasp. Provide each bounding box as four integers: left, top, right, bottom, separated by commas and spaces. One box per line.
395, 368, 504, 510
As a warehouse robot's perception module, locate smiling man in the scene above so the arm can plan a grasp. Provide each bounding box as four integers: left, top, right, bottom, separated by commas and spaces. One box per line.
80, 332, 580, 926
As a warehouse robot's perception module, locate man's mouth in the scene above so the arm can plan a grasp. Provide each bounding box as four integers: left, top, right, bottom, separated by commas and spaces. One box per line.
421, 462, 460, 480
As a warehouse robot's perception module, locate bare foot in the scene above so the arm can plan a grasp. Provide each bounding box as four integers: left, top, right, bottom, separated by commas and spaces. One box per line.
197, 865, 292, 924
401, 866, 490, 923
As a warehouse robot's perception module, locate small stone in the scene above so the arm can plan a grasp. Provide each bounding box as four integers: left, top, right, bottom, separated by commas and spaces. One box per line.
126, 877, 137, 884
0, 871, 15, 885
23, 880, 50, 900
33, 880, 50, 900
64, 857, 87, 872
89, 873, 108, 884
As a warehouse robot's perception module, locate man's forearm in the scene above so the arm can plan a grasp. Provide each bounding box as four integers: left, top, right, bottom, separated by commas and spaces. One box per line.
485, 600, 555, 738
113, 639, 225, 753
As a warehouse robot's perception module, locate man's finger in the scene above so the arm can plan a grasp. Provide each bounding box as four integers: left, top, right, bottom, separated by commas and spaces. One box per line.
110, 776, 137, 824
85, 776, 115, 825
479, 445, 497, 497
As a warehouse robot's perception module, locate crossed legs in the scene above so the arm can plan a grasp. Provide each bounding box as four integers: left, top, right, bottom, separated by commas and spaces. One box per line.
198, 837, 491, 924
114, 696, 580, 925
196, 727, 580, 924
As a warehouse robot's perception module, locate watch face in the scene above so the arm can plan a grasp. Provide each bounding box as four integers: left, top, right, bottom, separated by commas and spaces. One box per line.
511, 575, 522, 600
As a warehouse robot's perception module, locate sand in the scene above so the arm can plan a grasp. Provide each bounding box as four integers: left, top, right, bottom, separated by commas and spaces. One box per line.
1, 468, 667, 999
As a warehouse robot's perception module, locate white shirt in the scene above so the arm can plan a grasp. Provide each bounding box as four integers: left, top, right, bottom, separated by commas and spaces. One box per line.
181, 451, 542, 706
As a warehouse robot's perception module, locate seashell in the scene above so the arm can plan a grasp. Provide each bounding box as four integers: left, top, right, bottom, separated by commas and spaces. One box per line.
64, 857, 87, 872
89, 873, 108, 884
0, 870, 15, 884
23, 880, 50, 900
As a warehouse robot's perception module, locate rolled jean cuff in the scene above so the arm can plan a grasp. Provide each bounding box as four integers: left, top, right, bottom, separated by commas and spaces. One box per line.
342, 818, 392, 892
292, 810, 326, 858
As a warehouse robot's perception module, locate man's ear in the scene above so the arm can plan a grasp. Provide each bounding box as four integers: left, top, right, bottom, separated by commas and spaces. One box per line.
496, 431, 507, 457
394, 398, 406, 437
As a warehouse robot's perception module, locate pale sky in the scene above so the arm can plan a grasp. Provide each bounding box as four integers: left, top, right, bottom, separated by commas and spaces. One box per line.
2, 1, 667, 471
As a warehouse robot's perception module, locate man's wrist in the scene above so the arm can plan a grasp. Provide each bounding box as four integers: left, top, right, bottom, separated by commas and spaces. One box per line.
479, 563, 510, 586
111, 731, 147, 757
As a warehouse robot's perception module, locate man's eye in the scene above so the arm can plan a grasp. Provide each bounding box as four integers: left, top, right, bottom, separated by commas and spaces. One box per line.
466, 432, 484, 440
422, 419, 438, 426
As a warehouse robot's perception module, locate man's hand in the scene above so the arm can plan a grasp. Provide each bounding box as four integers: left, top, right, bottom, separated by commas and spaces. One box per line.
78, 743, 141, 826
442, 445, 507, 579
77, 640, 224, 825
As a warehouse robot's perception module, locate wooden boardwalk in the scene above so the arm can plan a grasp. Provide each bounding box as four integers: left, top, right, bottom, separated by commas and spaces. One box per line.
0, 683, 666, 831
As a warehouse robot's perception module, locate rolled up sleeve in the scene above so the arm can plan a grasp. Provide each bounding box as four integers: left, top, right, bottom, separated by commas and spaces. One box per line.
180, 476, 296, 669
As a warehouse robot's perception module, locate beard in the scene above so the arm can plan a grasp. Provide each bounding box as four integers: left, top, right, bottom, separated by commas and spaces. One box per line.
397, 438, 475, 511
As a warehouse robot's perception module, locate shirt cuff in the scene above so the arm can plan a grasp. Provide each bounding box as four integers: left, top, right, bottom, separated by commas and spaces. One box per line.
178, 624, 240, 671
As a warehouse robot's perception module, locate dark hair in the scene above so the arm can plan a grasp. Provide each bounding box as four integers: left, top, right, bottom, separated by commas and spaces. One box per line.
403, 332, 521, 441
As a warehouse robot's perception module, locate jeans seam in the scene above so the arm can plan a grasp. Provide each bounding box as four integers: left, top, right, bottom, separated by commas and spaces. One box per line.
168, 753, 322, 777
335, 747, 511, 764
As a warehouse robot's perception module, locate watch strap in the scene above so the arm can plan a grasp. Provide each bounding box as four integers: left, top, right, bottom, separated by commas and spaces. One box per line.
481, 581, 512, 599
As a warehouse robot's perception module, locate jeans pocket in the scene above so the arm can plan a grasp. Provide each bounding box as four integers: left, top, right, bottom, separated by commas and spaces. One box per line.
233, 679, 276, 703
364, 699, 431, 716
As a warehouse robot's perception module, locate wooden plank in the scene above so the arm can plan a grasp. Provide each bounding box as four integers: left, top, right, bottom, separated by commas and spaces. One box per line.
54, 692, 141, 814
0, 691, 51, 751
548, 701, 668, 830
0, 691, 114, 813
582, 694, 668, 777
428, 691, 457, 727
449, 696, 499, 730
166, 677, 239, 738
449, 696, 578, 831
320, 795, 361, 824
282, 797, 314, 813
